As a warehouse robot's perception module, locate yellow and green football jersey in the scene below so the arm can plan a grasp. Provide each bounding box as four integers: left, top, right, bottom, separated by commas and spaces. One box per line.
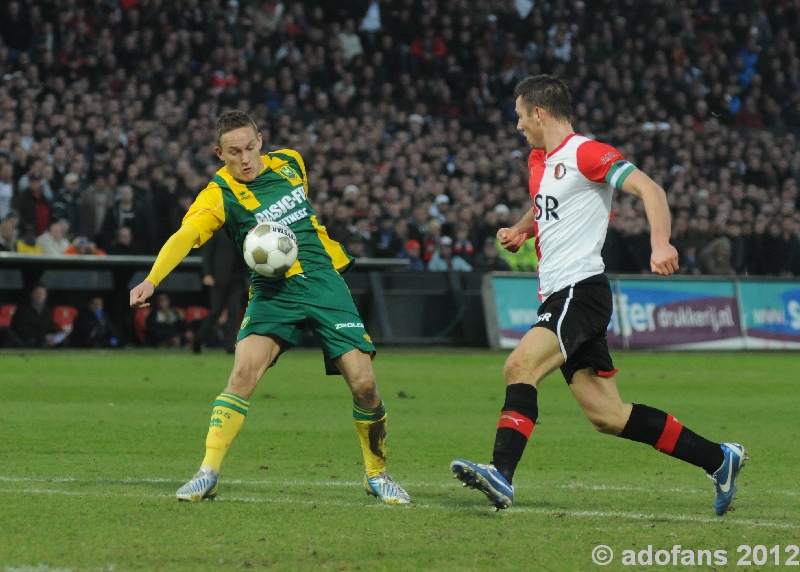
182, 148, 353, 287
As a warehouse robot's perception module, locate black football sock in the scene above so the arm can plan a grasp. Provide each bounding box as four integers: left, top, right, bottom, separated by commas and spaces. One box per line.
619, 404, 724, 474
490, 383, 538, 484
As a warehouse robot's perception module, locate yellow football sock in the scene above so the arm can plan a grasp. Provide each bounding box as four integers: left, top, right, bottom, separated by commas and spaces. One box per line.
201, 392, 249, 472
353, 400, 387, 478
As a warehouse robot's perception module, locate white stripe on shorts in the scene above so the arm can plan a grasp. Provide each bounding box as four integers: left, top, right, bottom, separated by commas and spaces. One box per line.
555, 284, 574, 361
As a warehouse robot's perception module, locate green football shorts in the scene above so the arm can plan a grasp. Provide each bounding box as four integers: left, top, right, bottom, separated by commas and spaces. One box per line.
238, 268, 375, 368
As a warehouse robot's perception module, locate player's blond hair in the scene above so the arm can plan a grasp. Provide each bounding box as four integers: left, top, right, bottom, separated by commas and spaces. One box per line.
216, 110, 259, 146
514, 75, 573, 122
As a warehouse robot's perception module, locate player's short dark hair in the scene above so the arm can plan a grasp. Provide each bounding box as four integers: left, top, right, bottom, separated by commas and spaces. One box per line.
514, 75, 573, 122
216, 110, 258, 146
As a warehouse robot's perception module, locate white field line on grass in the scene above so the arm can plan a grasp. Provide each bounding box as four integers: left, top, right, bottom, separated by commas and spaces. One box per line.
562, 482, 799, 496
0, 483, 798, 530
0, 475, 798, 497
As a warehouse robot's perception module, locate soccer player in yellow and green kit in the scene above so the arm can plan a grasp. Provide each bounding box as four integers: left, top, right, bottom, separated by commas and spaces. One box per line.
129, 110, 411, 504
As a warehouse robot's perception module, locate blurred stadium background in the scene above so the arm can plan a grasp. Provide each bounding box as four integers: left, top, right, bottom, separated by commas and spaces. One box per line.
0, 0, 799, 350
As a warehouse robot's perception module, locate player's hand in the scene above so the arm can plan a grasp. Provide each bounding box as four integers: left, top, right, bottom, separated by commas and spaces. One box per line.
130, 280, 155, 308
497, 228, 528, 253
202, 275, 216, 287
650, 243, 679, 275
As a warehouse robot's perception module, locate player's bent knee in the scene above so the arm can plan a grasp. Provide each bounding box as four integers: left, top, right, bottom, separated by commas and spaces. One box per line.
503, 355, 545, 387
503, 354, 527, 384
349, 373, 377, 397
226, 358, 267, 397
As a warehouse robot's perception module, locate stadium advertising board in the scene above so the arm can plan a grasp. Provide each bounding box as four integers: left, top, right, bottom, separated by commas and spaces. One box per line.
614, 280, 742, 349
484, 274, 539, 349
483, 275, 791, 350
739, 282, 800, 349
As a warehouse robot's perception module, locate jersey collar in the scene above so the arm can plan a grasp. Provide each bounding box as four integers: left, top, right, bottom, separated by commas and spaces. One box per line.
545, 133, 576, 160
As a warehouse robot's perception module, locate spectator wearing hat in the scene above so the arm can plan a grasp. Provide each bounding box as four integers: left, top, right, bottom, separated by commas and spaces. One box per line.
429, 193, 450, 223
396, 239, 426, 271
428, 235, 473, 271
51, 172, 83, 235
493, 203, 512, 226
372, 213, 403, 258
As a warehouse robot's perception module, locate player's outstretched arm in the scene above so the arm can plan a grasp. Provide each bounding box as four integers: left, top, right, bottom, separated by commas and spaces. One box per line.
619, 169, 679, 276
498, 207, 536, 253
130, 225, 201, 308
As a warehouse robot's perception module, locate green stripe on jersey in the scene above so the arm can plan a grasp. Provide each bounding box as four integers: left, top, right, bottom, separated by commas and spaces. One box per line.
606, 160, 636, 189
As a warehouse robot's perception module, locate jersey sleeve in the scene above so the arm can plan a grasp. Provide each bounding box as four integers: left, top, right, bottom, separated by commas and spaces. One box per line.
182, 182, 226, 247
575, 140, 636, 190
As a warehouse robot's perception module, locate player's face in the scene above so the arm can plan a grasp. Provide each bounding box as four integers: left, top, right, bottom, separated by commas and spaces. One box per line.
216, 126, 264, 182
515, 97, 544, 149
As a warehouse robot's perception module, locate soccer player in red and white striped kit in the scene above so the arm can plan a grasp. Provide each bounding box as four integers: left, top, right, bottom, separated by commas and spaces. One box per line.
451, 75, 747, 515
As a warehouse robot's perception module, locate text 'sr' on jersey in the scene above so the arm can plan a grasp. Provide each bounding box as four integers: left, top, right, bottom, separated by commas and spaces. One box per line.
528, 134, 635, 300
181, 149, 353, 287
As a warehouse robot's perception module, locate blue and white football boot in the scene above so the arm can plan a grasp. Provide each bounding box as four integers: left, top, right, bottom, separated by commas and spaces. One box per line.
176, 467, 219, 502
364, 472, 412, 504
709, 443, 748, 516
451, 459, 514, 510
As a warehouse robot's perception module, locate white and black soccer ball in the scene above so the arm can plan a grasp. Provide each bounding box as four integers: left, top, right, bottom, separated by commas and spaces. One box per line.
242, 222, 298, 277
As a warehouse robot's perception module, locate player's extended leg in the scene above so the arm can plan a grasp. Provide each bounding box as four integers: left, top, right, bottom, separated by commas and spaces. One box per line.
176, 334, 282, 501
336, 348, 411, 505
451, 327, 564, 509
569, 368, 747, 516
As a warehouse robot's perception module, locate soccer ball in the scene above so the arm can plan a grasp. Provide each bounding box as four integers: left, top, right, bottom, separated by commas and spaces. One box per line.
242, 222, 298, 277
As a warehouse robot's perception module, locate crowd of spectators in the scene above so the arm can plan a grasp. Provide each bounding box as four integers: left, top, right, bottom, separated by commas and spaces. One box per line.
0, 0, 798, 276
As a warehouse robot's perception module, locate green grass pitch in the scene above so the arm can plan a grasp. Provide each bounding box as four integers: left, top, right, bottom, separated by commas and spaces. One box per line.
2, 349, 798, 571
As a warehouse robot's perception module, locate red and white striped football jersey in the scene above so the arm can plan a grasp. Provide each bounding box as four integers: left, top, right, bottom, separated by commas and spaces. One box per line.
527, 134, 635, 300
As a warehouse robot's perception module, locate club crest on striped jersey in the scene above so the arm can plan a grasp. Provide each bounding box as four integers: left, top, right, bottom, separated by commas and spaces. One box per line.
554, 163, 567, 179
277, 164, 302, 185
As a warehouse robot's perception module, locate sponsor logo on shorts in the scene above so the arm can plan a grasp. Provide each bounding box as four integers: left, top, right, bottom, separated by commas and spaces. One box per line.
537, 312, 552, 323
335, 322, 363, 330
